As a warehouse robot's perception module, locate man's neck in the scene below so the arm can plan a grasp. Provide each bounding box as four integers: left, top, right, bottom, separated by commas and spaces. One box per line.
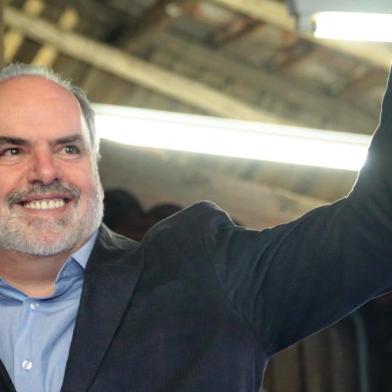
0, 250, 73, 297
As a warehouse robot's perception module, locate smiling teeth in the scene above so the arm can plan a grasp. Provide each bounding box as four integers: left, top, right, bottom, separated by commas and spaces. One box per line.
24, 199, 65, 210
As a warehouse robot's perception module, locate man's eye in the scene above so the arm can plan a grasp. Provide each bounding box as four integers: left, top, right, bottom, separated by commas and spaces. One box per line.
1, 147, 21, 156
63, 145, 80, 154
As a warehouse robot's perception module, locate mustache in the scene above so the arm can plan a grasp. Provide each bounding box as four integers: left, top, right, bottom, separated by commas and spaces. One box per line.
7, 181, 80, 206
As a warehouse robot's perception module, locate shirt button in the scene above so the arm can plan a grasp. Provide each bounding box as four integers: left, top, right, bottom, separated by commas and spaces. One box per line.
22, 360, 32, 371
30, 302, 39, 310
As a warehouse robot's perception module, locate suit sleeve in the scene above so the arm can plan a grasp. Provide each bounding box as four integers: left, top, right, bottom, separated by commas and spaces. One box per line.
203, 69, 392, 357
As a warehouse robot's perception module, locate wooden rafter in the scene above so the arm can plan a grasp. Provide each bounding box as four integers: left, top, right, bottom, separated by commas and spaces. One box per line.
157, 33, 377, 132
265, 39, 315, 71
205, 15, 262, 47
65, 0, 126, 27
4, 0, 44, 64
32, 7, 79, 67
4, 6, 284, 123
339, 70, 388, 100
123, 0, 191, 52
208, 0, 392, 70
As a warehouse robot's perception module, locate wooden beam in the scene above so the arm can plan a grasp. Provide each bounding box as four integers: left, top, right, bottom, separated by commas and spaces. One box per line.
265, 39, 315, 71
4, 0, 44, 63
4, 5, 284, 123
157, 33, 377, 132
63, 0, 127, 28
205, 15, 262, 47
208, 0, 392, 70
339, 70, 387, 100
123, 0, 187, 52
31, 7, 79, 67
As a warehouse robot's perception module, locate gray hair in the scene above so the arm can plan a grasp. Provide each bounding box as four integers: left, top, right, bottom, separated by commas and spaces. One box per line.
0, 63, 99, 156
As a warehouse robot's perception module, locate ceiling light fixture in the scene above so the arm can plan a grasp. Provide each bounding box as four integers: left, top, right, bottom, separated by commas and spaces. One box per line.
313, 12, 392, 42
94, 104, 370, 172
286, 0, 392, 42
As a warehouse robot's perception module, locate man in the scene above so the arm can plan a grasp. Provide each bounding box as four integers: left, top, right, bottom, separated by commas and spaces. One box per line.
0, 64, 104, 392
0, 62, 392, 392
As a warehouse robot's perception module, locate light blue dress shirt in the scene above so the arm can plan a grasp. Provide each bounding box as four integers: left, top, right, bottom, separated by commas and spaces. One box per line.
0, 232, 97, 392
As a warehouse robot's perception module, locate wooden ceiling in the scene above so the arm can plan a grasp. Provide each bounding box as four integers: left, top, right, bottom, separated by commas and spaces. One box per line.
1, 0, 392, 220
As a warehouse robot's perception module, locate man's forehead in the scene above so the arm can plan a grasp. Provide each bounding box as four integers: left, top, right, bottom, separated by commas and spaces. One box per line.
0, 75, 90, 138
0, 75, 78, 108
1, 74, 77, 107
0, 74, 64, 89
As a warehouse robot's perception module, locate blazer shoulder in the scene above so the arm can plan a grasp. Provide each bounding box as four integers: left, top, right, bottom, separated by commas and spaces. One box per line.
98, 224, 140, 252
144, 200, 236, 243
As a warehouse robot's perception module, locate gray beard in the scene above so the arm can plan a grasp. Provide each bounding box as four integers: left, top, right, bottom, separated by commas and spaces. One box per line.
0, 183, 103, 257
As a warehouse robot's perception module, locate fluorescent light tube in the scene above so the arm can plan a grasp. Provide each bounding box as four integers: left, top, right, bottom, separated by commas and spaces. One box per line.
313, 12, 392, 42
93, 104, 370, 172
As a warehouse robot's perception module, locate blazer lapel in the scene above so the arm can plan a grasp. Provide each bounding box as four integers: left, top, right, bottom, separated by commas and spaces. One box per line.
0, 360, 16, 392
61, 226, 143, 392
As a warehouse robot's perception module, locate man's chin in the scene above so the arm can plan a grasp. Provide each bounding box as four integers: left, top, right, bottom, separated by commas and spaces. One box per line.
0, 198, 103, 256
0, 227, 80, 256
10, 237, 76, 257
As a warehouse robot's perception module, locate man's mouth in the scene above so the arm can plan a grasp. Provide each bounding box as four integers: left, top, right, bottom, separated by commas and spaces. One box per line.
8, 183, 79, 212
21, 198, 69, 210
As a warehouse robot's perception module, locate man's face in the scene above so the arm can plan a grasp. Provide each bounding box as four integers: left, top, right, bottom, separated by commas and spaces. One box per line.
0, 76, 103, 256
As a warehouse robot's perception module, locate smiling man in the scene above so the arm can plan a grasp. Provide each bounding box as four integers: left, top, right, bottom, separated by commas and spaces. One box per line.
0, 65, 104, 392
0, 73, 103, 295
1, 63, 392, 392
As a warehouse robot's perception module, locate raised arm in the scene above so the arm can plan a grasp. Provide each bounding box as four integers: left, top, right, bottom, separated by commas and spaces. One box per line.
202, 69, 392, 357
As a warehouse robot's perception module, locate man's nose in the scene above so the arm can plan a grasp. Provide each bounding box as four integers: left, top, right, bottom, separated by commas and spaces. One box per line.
27, 149, 61, 185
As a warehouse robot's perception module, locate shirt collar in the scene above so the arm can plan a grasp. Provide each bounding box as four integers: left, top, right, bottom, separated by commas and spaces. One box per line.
70, 230, 99, 270
0, 230, 99, 300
